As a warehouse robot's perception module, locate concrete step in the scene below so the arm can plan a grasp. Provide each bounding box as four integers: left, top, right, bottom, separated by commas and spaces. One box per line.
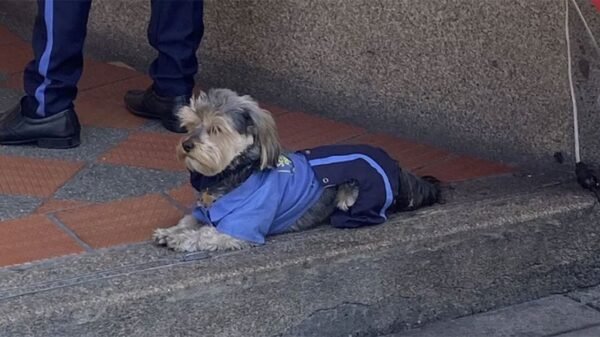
1, 171, 599, 337
383, 292, 600, 337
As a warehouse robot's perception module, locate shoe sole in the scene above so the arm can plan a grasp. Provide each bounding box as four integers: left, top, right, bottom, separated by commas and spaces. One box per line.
0, 136, 81, 149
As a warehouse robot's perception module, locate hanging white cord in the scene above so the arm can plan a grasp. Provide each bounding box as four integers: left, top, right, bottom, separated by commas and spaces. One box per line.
566, 0, 581, 162
571, 0, 600, 56
565, 0, 600, 163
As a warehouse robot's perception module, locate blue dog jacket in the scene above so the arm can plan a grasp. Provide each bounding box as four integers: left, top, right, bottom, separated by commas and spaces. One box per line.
192, 153, 324, 244
192, 145, 400, 244
303, 144, 400, 228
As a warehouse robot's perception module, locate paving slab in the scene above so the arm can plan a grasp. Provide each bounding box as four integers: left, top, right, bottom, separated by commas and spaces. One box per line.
0, 43, 31, 74
0, 156, 85, 198
0, 87, 20, 111
0, 127, 128, 162
0, 215, 85, 267
55, 194, 183, 248
139, 119, 173, 134
0, 25, 26, 47
1, 174, 599, 337
53, 163, 187, 202
98, 131, 184, 171
0, 194, 41, 221
387, 296, 600, 337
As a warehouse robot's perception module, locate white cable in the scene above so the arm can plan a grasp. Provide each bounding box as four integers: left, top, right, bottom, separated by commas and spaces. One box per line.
571, 0, 600, 56
566, 0, 581, 163
566, 0, 600, 163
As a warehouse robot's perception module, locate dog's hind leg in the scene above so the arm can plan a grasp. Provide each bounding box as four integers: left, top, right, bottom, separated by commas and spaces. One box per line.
288, 188, 337, 232
394, 170, 441, 211
153, 214, 202, 245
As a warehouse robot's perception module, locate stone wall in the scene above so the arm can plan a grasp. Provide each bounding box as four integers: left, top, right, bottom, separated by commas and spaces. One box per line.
3, 0, 600, 167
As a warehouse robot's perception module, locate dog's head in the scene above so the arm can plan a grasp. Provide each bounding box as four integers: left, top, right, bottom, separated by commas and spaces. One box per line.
176, 89, 281, 176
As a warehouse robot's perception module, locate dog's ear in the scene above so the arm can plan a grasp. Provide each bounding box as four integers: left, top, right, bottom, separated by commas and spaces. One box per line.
177, 105, 199, 129
177, 94, 205, 128
243, 104, 281, 169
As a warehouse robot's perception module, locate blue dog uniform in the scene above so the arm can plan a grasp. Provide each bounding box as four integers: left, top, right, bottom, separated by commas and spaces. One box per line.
192, 153, 324, 244
192, 144, 408, 244
303, 144, 400, 228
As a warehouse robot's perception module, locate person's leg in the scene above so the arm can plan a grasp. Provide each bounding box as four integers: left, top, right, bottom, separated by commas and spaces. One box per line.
124, 0, 204, 133
24, 0, 92, 116
0, 0, 91, 148
148, 0, 204, 97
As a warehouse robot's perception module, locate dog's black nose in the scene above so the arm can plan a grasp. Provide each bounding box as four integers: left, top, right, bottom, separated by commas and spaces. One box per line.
182, 139, 195, 152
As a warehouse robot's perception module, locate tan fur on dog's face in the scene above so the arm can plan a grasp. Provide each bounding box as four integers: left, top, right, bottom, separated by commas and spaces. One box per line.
176, 110, 254, 176
176, 89, 281, 176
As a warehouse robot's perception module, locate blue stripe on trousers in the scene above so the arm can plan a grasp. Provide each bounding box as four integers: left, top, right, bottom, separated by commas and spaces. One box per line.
23, 0, 92, 117
23, 0, 202, 116
34, 0, 54, 116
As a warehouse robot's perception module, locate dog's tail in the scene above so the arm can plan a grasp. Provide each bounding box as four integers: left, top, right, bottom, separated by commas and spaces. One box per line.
392, 170, 442, 212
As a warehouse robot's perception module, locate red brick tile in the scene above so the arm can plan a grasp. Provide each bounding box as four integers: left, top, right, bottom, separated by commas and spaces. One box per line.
35, 199, 91, 214
0, 215, 84, 267
0, 156, 84, 197
275, 112, 365, 150
79, 58, 142, 90
168, 184, 197, 208
0, 26, 27, 47
106, 61, 136, 70
258, 102, 291, 116
415, 156, 515, 182
81, 75, 152, 102
0, 44, 32, 74
99, 132, 184, 171
75, 95, 147, 129
346, 133, 453, 170
394, 146, 455, 171
76, 77, 202, 122
56, 194, 183, 248
345, 133, 421, 156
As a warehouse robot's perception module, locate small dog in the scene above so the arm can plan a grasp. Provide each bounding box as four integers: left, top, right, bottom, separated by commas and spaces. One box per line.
153, 89, 441, 252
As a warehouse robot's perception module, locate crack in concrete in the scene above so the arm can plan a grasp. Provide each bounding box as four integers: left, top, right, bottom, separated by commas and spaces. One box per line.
305, 301, 370, 319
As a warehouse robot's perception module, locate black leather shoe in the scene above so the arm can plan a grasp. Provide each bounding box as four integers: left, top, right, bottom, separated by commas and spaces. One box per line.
124, 87, 189, 133
0, 101, 81, 149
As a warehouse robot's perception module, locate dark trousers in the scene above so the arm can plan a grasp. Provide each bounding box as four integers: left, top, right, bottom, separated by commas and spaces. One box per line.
23, 0, 204, 117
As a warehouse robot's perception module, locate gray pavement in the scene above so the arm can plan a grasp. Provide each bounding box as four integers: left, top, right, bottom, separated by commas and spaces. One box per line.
388, 287, 600, 337
1, 172, 600, 337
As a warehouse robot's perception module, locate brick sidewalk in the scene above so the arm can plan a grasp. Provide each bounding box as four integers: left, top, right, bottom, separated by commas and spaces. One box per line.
0, 26, 514, 267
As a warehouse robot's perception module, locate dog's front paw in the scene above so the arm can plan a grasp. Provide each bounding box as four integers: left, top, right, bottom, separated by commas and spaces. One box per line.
152, 228, 172, 245
152, 215, 200, 245
166, 229, 202, 252
165, 226, 251, 252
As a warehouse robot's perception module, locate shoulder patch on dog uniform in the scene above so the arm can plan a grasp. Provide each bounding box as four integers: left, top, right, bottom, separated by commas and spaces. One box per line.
300, 144, 400, 228
192, 153, 323, 244
276, 155, 293, 170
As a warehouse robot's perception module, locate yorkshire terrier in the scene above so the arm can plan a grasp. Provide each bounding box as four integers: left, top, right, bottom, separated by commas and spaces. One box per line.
153, 89, 441, 252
